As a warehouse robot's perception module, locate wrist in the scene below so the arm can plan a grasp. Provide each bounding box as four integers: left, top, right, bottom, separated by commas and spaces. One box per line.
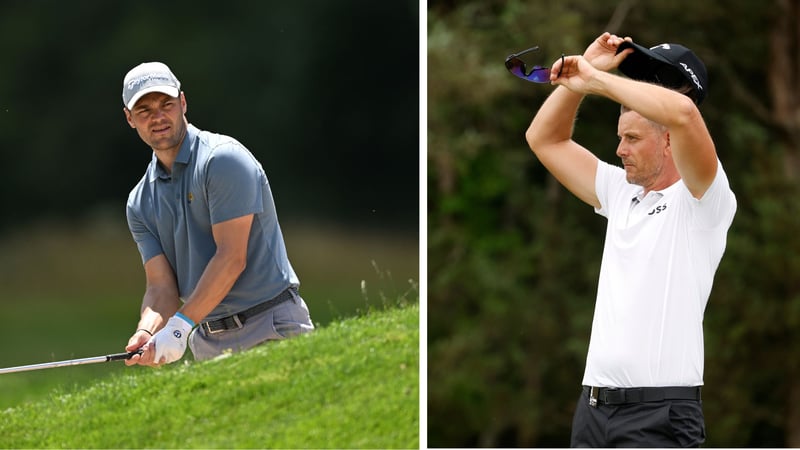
581, 68, 611, 98
174, 311, 195, 328
137, 328, 153, 336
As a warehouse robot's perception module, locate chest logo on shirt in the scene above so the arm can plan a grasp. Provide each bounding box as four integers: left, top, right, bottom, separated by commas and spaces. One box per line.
648, 203, 667, 216
187, 192, 194, 203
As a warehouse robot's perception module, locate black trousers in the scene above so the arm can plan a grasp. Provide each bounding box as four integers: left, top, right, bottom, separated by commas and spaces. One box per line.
570, 389, 706, 448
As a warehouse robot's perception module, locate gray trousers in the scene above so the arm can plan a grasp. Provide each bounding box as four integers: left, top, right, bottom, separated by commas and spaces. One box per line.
570, 389, 706, 448
188, 292, 314, 361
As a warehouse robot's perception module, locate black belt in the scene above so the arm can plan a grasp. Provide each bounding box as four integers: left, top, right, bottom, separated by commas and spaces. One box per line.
201, 288, 297, 335
583, 385, 701, 407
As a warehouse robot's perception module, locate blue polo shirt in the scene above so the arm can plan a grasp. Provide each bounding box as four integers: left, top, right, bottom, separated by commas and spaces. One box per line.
126, 123, 299, 322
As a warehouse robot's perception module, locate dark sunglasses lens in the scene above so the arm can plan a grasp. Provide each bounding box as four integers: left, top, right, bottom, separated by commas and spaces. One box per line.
526, 66, 551, 83
505, 57, 526, 78
506, 57, 551, 83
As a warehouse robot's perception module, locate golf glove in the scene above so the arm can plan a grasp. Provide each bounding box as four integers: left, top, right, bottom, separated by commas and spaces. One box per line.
151, 312, 194, 364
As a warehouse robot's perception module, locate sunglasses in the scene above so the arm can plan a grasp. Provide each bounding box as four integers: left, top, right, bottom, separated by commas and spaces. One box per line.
505, 46, 564, 83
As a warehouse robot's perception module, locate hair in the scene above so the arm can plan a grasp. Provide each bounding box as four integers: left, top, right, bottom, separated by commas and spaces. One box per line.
652, 63, 702, 104
619, 79, 699, 133
619, 104, 668, 134
675, 84, 700, 105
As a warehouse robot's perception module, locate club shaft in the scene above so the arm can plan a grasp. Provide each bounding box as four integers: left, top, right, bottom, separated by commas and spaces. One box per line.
0, 351, 139, 374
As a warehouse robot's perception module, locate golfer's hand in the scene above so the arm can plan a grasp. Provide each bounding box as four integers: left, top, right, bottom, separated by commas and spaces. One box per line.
125, 329, 153, 366
550, 55, 599, 91
150, 313, 194, 365
582, 32, 632, 72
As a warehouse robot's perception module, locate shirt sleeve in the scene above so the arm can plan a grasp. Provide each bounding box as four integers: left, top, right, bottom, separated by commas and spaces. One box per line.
690, 159, 737, 230
126, 202, 164, 264
204, 143, 266, 225
594, 160, 629, 218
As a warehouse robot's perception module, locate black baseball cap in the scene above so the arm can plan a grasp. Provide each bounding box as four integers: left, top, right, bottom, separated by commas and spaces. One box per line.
615, 41, 708, 105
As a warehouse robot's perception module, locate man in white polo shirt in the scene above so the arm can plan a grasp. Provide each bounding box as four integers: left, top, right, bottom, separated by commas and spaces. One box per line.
524, 33, 736, 446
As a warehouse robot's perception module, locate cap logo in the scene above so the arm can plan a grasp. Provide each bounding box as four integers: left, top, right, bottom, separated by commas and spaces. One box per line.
126, 73, 177, 91
651, 43, 671, 51
679, 62, 703, 91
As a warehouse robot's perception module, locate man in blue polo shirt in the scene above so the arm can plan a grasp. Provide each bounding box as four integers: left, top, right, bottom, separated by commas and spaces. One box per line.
120, 62, 314, 366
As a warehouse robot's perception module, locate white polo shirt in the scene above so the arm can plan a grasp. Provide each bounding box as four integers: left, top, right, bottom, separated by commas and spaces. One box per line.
581, 160, 736, 388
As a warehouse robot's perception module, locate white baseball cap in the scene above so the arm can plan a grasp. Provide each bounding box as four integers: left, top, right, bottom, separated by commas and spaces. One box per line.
122, 62, 181, 110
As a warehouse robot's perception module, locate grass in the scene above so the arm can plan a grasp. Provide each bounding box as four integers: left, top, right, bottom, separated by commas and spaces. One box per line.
0, 303, 419, 449
0, 216, 418, 409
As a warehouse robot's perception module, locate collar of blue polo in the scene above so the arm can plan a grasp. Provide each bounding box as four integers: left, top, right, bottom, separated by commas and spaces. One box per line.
147, 124, 198, 182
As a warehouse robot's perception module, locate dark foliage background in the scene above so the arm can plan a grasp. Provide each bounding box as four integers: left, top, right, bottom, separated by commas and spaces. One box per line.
0, 0, 419, 231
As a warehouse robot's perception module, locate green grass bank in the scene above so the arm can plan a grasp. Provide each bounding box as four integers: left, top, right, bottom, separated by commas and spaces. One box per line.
0, 218, 418, 408
0, 304, 419, 449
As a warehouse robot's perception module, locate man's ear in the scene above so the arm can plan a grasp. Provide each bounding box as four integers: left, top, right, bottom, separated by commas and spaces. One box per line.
180, 91, 187, 114
124, 107, 135, 129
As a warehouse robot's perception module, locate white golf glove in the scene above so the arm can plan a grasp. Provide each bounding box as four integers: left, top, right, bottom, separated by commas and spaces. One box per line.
151, 312, 194, 364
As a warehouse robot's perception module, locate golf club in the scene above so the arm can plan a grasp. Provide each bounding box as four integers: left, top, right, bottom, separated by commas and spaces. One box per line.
0, 349, 143, 375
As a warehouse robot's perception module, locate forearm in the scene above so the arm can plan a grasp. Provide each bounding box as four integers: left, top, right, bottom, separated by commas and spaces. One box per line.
137, 286, 181, 334
179, 251, 246, 324
525, 85, 600, 208
587, 70, 698, 128
527, 31, 631, 149
526, 86, 584, 151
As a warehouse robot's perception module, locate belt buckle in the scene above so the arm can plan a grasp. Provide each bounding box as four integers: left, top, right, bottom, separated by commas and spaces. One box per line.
204, 321, 225, 335
204, 314, 244, 335
204, 322, 223, 335
589, 386, 599, 408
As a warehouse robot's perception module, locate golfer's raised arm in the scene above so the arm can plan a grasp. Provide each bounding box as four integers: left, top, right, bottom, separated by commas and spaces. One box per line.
524, 32, 633, 209
585, 71, 718, 198
526, 86, 601, 209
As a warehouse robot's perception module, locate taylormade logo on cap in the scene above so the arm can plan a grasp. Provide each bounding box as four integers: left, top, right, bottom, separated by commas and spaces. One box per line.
122, 62, 181, 110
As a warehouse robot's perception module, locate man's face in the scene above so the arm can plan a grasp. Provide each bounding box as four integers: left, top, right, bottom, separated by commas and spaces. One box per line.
124, 91, 187, 152
616, 110, 670, 189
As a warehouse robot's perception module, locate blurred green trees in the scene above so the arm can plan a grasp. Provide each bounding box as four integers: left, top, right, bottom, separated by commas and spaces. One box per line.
428, 0, 800, 446
0, 1, 418, 231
